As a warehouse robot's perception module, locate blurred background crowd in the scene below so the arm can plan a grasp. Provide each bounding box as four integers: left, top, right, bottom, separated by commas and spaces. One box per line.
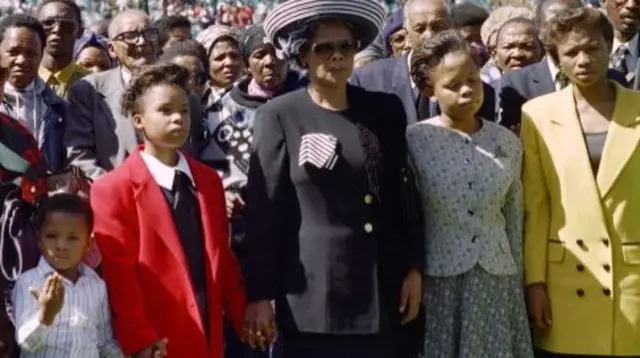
0, 0, 545, 37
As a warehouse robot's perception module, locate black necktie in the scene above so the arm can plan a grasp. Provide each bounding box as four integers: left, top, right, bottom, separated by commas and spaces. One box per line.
171, 170, 209, 334
556, 72, 570, 90
612, 46, 630, 76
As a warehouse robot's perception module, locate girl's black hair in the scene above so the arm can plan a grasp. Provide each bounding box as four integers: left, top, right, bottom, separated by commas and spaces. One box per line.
410, 29, 474, 92
35, 194, 93, 232
120, 63, 191, 117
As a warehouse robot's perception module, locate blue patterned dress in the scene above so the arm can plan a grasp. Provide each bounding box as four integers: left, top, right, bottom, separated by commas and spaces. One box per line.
406, 119, 533, 358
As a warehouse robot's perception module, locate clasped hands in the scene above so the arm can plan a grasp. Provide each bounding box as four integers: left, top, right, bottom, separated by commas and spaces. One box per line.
242, 269, 422, 351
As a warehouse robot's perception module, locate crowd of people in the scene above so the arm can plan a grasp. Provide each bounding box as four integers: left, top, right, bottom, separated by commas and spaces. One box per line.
0, 0, 638, 357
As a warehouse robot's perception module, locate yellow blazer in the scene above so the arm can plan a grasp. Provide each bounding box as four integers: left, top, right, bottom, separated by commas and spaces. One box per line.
522, 82, 640, 356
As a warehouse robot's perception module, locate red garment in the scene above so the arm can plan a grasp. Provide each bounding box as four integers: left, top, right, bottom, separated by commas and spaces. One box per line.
0, 112, 48, 204
91, 149, 246, 357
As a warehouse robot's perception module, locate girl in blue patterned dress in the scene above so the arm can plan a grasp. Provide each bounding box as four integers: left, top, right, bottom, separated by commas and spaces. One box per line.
406, 29, 533, 358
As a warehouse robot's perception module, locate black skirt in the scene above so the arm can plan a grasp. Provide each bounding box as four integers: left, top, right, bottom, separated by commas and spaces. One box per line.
281, 333, 394, 358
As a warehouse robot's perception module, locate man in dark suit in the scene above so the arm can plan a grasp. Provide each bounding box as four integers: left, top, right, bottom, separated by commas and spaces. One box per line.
350, 0, 496, 124
603, 0, 640, 83
498, 0, 628, 130
65, 9, 202, 179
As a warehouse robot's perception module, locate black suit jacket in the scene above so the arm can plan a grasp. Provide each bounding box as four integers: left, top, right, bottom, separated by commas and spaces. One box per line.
244, 85, 423, 335
498, 59, 629, 128
350, 55, 496, 123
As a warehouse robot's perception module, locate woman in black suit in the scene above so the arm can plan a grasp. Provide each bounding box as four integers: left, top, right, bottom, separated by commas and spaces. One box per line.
241, 1, 424, 357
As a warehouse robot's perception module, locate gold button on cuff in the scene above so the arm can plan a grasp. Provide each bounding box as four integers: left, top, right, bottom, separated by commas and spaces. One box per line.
364, 223, 373, 233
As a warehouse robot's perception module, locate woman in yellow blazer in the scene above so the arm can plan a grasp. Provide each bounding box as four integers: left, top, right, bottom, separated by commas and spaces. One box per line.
522, 7, 640, 358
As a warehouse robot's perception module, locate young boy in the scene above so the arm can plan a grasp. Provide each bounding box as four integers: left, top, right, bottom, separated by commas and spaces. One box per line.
11, 193, 124, 357
90, 64, 246, 358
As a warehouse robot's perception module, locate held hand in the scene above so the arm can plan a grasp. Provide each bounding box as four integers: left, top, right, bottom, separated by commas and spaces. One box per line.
225, 192, 246, 218
133, 338, 168, 358
399, 269, 422, 324
30, 274, 65, 326
526, 283, 552, 331
244, 300, 277, 351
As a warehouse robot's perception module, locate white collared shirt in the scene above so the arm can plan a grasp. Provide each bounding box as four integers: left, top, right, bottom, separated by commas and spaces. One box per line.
612, 32, 638, 59
120, 67, 132, 87
11, 258, 123, 358
407, 50, 417, 89
140, 150, 195, 190
546, 57, 563, 91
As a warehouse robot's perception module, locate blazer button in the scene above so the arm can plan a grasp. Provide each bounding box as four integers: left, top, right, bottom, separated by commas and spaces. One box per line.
603, 288, 611, 296
576, 289, 585, 297
364, 223, 373, 233
576, 264, 585, 272
603, 264, 611, 272
602, 238, 609, 247
364, 194, 373, 205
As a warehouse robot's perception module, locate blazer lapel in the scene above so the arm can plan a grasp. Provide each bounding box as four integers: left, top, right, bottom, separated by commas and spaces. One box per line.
530, 61, 555, 96
549, 86, 603, 211
597, 83, 640, 197
102, 68, 138, 155
127, 150, 195, 294
392, 55, 418, 123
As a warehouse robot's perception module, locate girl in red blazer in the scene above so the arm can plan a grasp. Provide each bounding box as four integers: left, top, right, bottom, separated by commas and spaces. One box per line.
89, 64, 246, 358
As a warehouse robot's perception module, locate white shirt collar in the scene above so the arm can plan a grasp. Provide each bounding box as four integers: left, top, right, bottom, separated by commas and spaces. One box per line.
547, 57, 560, 81
5, 80, 34, 93
35, 257, 98, 282
612, 32, 638, 56
407, 51, 416, 88
121, 67, 132, 86
140, 150, 195, 190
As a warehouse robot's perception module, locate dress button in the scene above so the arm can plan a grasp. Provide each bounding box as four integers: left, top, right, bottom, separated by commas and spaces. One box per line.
29, 185, 36, 194
464, 158, 471, 164
602, 238, 609, 247
603, 288, 611, 296
364, 223, 373, 233
576, 264, 585, 272
603, 264, 611, 272
467, 182, 473, 189
364, 194, 373, 205
467, 209, 474, 216
577, 239, 584, 246
471, 235, 477, 243
576, 289, 585, 297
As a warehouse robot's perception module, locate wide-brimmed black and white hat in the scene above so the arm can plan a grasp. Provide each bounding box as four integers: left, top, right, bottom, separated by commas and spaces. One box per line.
264, 0, 386, 59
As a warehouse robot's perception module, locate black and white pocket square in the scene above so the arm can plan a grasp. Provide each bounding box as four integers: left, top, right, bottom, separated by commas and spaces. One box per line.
299, 133, 338, 170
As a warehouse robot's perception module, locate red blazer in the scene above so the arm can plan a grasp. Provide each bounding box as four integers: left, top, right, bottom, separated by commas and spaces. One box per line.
90, 149, 246, 357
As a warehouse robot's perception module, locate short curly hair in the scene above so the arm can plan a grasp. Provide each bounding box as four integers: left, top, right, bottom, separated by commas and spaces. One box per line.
121, 64, 191, 117
0, 14, 47, 51
541, 7, 614, 63
36, 0, 83, 29
158, 39, 209, 75
410, 29, 473, 92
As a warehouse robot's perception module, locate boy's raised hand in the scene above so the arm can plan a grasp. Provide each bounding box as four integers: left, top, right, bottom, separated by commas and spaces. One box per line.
29, 274, 65, 326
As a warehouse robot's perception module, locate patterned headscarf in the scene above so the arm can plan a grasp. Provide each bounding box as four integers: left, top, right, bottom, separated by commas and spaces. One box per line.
196, 24, 241, 56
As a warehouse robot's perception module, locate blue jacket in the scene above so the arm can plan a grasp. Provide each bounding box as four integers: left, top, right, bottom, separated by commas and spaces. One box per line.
2, 78, 67, 171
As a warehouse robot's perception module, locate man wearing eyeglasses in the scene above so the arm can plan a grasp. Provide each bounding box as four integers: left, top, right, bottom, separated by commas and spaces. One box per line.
65, 9, 203, 179
36, 0, 89, 99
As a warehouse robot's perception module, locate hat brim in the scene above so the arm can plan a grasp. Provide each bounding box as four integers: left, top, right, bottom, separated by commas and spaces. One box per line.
264, 0, 386, 51
274, 13, 381, 51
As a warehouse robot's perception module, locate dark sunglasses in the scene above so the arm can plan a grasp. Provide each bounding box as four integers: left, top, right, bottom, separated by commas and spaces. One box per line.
112, 28, 159, 45
311, 40, 360, 59
41, 18, 77, 32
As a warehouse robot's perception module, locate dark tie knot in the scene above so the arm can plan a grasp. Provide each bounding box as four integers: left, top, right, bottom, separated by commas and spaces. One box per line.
173, 170, 193, 192
556, 72, 570, 89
